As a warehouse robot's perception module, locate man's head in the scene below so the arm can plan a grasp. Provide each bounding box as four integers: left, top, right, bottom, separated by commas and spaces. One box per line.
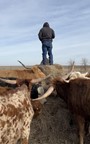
43, 22, 49, 27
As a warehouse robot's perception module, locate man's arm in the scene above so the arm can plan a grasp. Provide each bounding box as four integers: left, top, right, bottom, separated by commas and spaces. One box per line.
38, 29, 42, 41
52, 29, 55, 39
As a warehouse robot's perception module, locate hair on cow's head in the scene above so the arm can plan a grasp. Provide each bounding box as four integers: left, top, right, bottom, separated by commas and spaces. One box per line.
16, 79, 32, 89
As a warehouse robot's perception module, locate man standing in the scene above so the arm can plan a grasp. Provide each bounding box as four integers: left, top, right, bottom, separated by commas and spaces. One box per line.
38, 22, 55, 65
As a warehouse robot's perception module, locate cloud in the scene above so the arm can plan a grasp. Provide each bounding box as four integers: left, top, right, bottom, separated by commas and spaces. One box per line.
0, 0, 90, 65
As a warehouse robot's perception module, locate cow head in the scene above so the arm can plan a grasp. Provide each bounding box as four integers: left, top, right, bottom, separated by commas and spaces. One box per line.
31, 77, 68, 101
0, 75, 50, 117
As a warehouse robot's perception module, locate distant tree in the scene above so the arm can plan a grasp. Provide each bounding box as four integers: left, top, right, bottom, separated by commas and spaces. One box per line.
81, 58, 88, 71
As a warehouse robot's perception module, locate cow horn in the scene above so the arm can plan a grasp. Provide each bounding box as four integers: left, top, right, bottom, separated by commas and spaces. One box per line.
32, 86, 54, 101
31, 74, 52, 84
18, 60, 31, 69
0, 78, 17, 84
62, 61, 75, 80
0, 74, 51, 85
81, 72, 88, 77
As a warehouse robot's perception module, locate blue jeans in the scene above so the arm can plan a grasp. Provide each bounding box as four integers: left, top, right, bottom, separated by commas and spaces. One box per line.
42, 40, 53, 65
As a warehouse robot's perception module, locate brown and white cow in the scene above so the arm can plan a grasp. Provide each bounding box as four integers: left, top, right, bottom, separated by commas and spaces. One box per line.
34, 77, 90, 144
0, 76, 50, 144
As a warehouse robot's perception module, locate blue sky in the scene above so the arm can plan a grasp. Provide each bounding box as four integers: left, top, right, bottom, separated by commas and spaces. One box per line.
0, 0, 90, 66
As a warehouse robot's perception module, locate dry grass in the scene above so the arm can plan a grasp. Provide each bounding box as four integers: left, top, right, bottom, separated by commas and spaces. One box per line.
29, 95, 90, 144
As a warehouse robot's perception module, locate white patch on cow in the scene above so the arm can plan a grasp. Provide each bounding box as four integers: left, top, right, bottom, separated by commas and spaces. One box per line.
69, 72, 89, 80
37, 86, 47, 104
0, 84, 34, 144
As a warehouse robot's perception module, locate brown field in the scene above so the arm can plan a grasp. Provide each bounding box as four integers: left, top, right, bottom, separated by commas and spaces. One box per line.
0, 64, 90, 144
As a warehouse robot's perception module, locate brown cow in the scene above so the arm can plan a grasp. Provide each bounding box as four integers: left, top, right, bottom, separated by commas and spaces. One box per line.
0, 65, 46, 79
34, 77, 90, 144
0, 76, 50, 144
0, 80, 34, 144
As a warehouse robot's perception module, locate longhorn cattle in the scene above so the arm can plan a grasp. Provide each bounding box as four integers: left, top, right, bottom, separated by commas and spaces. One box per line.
0, 76, 50, 144
66, 71, 89, 80
34, 77, 90, 144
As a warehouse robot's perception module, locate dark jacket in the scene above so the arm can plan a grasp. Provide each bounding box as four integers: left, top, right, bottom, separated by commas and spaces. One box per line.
38, 22, 55, 42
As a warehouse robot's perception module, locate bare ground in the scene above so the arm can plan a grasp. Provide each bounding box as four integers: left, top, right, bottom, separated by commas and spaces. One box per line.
29, 96, 90, 144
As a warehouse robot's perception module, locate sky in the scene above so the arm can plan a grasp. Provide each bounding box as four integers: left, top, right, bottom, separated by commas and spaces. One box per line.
0, 0, 90, 66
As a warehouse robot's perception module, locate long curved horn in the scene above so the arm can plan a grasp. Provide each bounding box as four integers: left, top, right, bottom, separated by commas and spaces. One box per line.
62, 61, 75, 80
31, 74, 52, 84
0, 74, 51, 85
18, 60, 31, 69
32, 86, 54, 101
62, 72, 73, 80
0, 78, 17, 84
81, 72, 88, 77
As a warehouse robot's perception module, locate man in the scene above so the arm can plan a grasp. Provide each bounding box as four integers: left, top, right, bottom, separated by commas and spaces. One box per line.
38, 22, 55, 65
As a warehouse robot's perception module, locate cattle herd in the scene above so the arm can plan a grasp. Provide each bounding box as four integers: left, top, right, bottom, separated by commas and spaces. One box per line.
0, 63, 90, 144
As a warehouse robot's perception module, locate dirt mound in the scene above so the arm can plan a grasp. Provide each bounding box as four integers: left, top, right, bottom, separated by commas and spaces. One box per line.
38, 64, 63, 77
